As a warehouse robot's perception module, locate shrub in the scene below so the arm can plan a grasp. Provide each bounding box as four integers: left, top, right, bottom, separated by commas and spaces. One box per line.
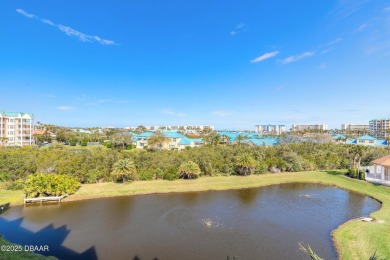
69, 141, 77, 146
81, 141, 87, 147
5, 179, 25, 190
24, 173, 80, 198
347, 168, 358, 178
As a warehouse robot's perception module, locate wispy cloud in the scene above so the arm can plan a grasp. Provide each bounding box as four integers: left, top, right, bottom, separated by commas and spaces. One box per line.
327, 38, 342, 45
160, 109, 186, 117
212, 110, 232, 117
355, 23, 368, 32
230, 23, 247, 36
57, 106, 75, 111
321, 49, 330, 54
16, 9, 36, 18
250, 51, 279, 63
319, 63, 327, 69
383, 6, 390, 12
16, 9, 117, 45
281, 51, 315, 64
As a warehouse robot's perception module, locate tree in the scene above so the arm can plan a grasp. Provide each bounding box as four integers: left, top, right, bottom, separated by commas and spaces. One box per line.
235, 154, 257, 175
221, 134, 231, 144
178, 161, 201, 179
147, 132, 170, 150
111, 159, 138, 182
235, 134, 247, 145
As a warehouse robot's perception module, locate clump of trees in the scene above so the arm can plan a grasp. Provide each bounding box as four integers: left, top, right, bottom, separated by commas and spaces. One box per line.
0, 142, 387, 190
24, 173, 80, 198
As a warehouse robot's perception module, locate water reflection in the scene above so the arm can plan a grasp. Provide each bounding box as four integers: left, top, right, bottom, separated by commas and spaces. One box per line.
0, 183, 380, 260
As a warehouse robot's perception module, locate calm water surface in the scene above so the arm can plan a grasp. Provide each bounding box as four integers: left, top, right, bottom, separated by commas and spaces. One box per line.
0, 183, 380, 260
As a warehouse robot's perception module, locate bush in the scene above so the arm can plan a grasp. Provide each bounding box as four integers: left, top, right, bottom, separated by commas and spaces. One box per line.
69, 141, 77, 146
347, 168, 358, 178
126, 144, 133, 150
5, 179, 25, 190
24, 173, 80, 198
81, 141, 87, 147
255, 163, 268, 174
358, 169, 365, 180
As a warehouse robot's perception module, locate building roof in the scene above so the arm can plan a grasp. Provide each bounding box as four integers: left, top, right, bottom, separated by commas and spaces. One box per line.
162, 131, 186, 138
346, 139, 357, 144
376, 140, 388, 146
0, 112, 33, 117
243, 137, 278, 146
358, 135, 376, 140
178, 138, 192, 145
372, 154, 390, 167
333, 134, 347, 139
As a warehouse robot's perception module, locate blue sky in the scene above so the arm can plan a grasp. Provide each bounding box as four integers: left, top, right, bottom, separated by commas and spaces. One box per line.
1, 0, 390, 130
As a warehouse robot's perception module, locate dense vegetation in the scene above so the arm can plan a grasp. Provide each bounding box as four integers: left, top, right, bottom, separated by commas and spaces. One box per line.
24, 173, 80, 198
0, 143, 387, 190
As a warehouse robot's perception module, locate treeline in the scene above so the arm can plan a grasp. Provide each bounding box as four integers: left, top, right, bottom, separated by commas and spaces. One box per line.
0, 143, 387, 189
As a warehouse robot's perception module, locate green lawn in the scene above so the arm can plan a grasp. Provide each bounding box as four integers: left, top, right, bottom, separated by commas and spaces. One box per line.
1, 171, 390, 259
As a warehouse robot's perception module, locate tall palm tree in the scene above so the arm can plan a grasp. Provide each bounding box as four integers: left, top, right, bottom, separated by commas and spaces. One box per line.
235, 154, 257, 175
235, 134, 248, 145
178, 161, 201, 179
111, 159, 137, 182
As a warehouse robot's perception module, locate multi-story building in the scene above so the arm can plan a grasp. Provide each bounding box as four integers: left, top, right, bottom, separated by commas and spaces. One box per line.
126, 125, 214, 133
341, 124, 369, 131
0, 112, 34, 146
255, 125, 286, 135
369, 119, 390, 139
291, 124, 328, 132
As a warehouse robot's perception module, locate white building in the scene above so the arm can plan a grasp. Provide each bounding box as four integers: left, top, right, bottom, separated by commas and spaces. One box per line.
255, 125, 286, 135
369, 119, 390, 139
291, 124, 328, 131
365, 154, 390, 186
341, 124, 369, 131
0, 112, 34, 146
127, 125, 214, 132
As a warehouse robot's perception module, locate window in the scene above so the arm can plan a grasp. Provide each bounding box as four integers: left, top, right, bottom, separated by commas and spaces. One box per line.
385, 168, 390, 181
140, 143, 144, 147
9, 137, 14, 141
173, 138, 177, 142
8, 131, 14, 135
8, 125, 14, 129
10, 119, 14, 123
369, 140, 374, 144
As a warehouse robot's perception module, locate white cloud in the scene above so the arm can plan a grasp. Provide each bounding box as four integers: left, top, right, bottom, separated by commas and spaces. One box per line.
16, 9, 117, 45
212, 110, 232, 117
160, 109, 186, 117
384, 6, 390, 12
230, 23, 247, 36
327, 38, 342, 45
319, 63, 327, 69
355, 24, 367, 32
16, 9, 36, 19
321, 49, 330, 54
281, 51, 315, 64
57, 106, 75, 111
250, 51, 279, 63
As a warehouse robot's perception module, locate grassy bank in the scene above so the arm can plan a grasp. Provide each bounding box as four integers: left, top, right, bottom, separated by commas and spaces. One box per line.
1, 170, 389, 259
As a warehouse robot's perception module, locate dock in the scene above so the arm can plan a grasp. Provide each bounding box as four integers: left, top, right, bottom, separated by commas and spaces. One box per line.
24, 194, 68, 205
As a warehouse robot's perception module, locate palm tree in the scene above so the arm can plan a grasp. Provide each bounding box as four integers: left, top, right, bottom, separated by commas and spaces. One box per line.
221, 134, 231, 144
235, 154, 257, 175
235, 134, 248, 145
111, 159, 137, 182
178, 161, 201, 179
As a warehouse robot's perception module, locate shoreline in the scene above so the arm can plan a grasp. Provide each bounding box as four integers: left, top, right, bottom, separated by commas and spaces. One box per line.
1, 170, 389, 259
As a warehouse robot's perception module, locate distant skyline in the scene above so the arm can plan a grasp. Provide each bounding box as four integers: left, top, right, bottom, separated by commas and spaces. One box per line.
1, 0, 390, 129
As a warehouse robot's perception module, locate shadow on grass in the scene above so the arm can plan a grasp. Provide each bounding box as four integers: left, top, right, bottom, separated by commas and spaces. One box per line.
322, 170, 343, 176
0, 217, 97, 260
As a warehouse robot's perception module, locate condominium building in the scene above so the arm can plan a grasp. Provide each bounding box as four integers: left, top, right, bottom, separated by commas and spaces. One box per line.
369, 119, 390, 139
126, 125, 214, 132
0, 112, 34, 146
341, 124, 369, 131
255, 125, 286, 135
291, 124, 328, 131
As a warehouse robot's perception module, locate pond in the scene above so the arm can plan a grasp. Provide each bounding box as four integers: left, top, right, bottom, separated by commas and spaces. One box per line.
0, 183, 380, 260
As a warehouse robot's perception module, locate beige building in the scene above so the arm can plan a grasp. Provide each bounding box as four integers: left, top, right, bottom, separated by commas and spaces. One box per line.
365, 154, 390, 186
0, 112, 34, 146
255, 125, 286, 135
369, 119, 390, 139
341, 124, 369, 131
291, 124, 328, 131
